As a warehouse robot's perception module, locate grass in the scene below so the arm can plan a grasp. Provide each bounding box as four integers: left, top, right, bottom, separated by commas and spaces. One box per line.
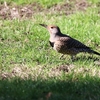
0, 0, 64, 8
0, 0, 100, 100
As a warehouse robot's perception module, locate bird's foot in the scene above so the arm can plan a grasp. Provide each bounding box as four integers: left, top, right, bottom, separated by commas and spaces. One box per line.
71, 55, 76, 62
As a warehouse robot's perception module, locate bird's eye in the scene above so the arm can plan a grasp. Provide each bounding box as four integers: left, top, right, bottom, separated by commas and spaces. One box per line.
51, 27, 53, 29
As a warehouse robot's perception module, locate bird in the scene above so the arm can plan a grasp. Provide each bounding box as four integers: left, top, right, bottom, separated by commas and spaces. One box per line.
39, 24, 100, 60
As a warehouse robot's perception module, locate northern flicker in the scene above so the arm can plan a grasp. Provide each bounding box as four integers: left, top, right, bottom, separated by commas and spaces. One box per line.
40, 24, 100, 60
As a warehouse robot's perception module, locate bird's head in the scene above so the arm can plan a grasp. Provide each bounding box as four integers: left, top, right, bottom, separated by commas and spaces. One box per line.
39, 24, 61, 35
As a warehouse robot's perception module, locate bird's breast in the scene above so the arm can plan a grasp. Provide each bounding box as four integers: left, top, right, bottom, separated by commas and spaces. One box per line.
53, 41, 65, 52
53, 40, 78, 55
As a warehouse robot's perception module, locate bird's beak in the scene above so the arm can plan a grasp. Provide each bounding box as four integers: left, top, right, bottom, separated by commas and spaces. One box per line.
39, 24, 47, 28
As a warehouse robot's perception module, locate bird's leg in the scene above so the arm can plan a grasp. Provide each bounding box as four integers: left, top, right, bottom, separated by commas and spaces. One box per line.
91, 53, 93, 58
59, 54, 64, 59
71, 55, 76, 62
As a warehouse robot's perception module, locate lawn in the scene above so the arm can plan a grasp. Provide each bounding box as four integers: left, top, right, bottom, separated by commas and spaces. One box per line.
0, 0, 100, 100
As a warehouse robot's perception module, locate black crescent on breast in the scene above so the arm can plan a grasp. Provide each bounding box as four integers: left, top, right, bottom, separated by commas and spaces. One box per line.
49, 41, 54, 47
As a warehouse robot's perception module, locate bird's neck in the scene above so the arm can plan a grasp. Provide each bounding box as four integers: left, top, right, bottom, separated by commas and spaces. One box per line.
49, 32, 62, 42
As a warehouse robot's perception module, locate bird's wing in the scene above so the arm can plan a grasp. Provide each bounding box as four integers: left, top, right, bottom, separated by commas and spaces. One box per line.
59, 37, 90, 49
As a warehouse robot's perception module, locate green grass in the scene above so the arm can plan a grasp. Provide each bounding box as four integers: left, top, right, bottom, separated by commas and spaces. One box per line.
88, 0, 100, 4
0, 0, 64, 8
0, 0, 100, 100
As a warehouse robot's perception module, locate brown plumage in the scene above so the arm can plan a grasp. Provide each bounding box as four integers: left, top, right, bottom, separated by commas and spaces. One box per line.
40, 24, 100, 60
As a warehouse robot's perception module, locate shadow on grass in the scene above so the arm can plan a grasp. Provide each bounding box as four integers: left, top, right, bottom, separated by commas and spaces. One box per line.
78, 55, 99, 60
0, 75, 100, 100
60, 54, 100, 62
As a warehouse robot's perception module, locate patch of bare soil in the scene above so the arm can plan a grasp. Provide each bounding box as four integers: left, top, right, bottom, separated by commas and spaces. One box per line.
0, 0, 89, 20
0, 2, 43, 19
52, 64, 75, 72
49, 0, 89, 15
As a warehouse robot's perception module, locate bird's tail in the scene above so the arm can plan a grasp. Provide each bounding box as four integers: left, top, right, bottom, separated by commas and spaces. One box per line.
79, 48, 100, 56
91, 50, 100, 56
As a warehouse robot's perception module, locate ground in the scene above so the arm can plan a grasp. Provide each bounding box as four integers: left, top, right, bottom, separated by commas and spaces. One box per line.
0, 0, 89, 19
0, 0, 100, 100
